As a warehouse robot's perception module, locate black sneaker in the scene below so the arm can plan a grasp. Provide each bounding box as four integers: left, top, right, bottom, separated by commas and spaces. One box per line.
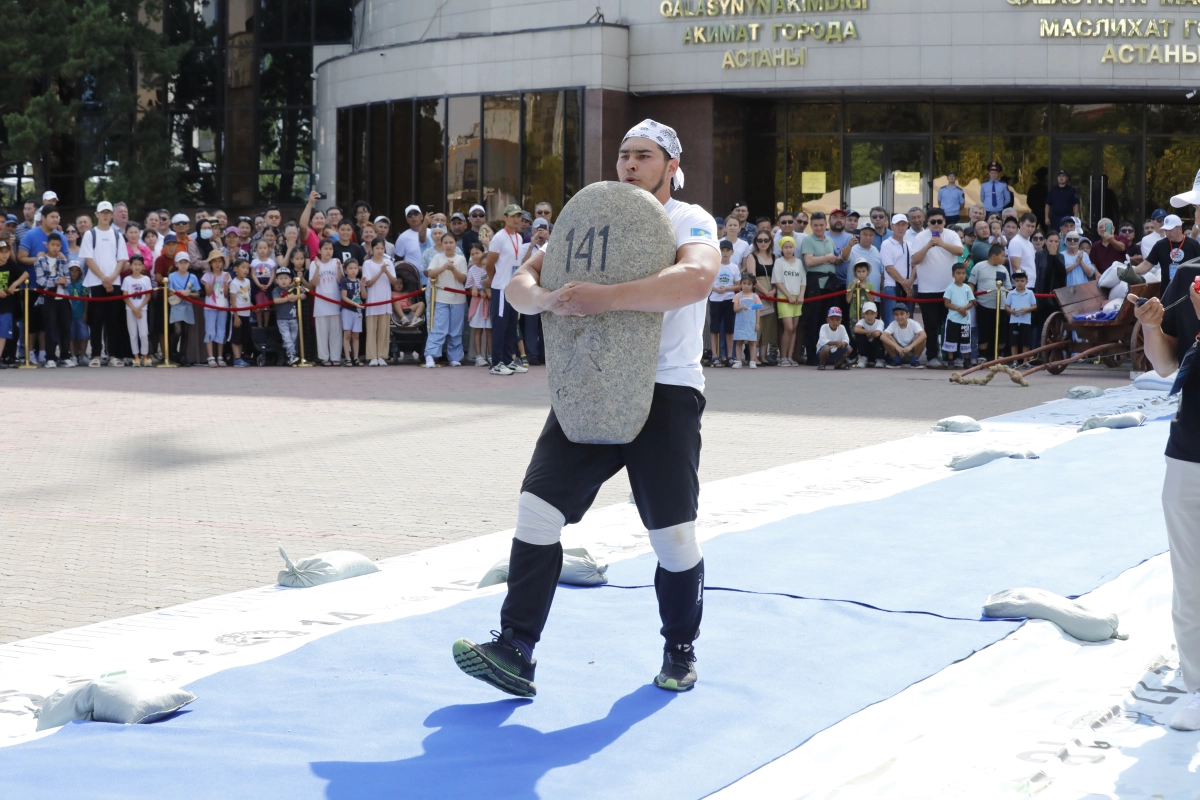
654, 643, 697, 692
452, 628, 537, 698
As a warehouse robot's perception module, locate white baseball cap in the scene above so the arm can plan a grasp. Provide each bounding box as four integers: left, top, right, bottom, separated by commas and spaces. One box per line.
42, 190, 58, 202
404, 204, 421, 216
1171, 168, 1200, 208
891, 213, 908, 225
96, 201, 114, 213
1161, 214, 1183, 231
171, 213, 190, 225
862, 301, 878, 313
469, 204, 485, 214
174, 251, 190, 263
373, 215, 390, 225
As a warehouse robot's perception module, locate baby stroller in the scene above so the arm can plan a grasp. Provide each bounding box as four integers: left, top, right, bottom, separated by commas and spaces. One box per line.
251, 324, 287, 366
389, 260, 427, 364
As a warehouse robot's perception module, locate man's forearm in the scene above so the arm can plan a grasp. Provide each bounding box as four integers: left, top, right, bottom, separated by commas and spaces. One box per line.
606, 262, 716, 313
1142, 324, 1180, 378
504, 268, 549, 315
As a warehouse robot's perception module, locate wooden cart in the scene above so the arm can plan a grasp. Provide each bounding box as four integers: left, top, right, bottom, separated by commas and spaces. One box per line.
1040, 281, 1152, 374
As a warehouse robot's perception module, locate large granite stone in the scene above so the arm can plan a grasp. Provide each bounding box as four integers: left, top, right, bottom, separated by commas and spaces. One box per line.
540, 182, 677, 444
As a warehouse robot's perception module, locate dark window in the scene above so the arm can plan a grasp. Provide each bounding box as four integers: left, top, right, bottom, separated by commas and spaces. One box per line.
368, 104, 389, 214
844, 103, 930, 134
483, 94, 520, 220
257, 107, 312, 203
1053, 104, 1142, 135
258, 48, 313, 108
389, 101, 414, 215
350, 105, 368, 207
788, 104, 841, 134
992, 104, 1049, 134
447, 95, 482, 215
336, 106, 350, 204
415, 98, 445, 210
315, 0, 354, 43
563, 89, 582, 205
933, 104, 989, 134
1148, 104, 1200, 134
522, 91, 564, 216
286, 0, 313, 43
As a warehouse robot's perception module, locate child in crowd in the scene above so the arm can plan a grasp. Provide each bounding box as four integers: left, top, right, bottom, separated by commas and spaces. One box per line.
731, 274, 760, 368
844, 258, 875, 329
1005, 271, 1036, 362
708, 240, 740, 367
816, 307, 850, 370
250, 237, 276, 328
340, 260, 364, 366
465, 241, 491, 366
229, 259, 254, 367
362, 238, 395, 366
66, 264, 89, 364
424, 231, 468, 369
881, 305, 927, 368
307, 238, 344, 366
121, 255, 154, 366
942, 261, 975, 369
271, 269, 304, 366
202, 250, 231, 367
771, 236, 806, 367
35, 232, 72, 367
853, 301, 886, 368
167, 251, 200, 367
968, 243, 1012, 363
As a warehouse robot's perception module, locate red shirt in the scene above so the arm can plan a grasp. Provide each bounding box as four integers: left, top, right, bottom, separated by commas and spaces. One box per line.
1089, 234, 1130, 272
153, 254, 175, 284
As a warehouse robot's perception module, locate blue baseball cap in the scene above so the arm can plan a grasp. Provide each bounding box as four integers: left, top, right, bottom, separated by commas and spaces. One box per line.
4, 214, 16, 224
714, 216, 725, 226
1151, 208, 1167, 221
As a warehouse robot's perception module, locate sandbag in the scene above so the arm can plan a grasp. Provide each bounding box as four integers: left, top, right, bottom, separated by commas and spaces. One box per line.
1132, 370, 1177, 392
36, 678, 195, 730
477, 558, 509, 588
475, 548, 609, 588
983, 587, 1124, 642
560, 548, 609, 586
277, 546, 379, 588
1067, 385, 1105, 399
1078, 411, 1146, 432
931, 415, 981, 433
949, 447, 1037, 471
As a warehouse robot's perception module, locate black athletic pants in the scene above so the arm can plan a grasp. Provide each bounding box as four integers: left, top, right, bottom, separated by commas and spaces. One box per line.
490, 290, 520, 366
917, 291, 948, 359
40, 299, 71, 361
853, 332, 885, 361
976, 305, 1008, 357
88, 285, 128, 359
500, 383, 706, 649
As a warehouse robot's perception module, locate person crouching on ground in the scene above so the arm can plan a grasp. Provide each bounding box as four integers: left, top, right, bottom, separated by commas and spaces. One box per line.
853, 301, 886, 368
817, 306, 850, 370
881, 305, 926, 368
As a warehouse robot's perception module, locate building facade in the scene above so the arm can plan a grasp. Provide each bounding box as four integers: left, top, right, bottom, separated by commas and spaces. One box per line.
317, 0, 1200, 228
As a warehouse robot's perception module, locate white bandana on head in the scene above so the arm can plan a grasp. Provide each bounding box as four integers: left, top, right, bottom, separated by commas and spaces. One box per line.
622, 119, 685, 190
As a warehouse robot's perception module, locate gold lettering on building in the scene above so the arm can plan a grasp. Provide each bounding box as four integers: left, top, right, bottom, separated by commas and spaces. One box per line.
722, 46, 806, 67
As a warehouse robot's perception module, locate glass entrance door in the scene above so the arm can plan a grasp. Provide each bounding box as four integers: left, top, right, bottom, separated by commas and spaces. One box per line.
1052, 139, 1142, 230
846, 138, 930, 213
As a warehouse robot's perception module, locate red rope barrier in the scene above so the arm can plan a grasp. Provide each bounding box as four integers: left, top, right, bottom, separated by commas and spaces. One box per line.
33, 287, 157, 301
309, 287, 424, 309
176, 294, 277, 312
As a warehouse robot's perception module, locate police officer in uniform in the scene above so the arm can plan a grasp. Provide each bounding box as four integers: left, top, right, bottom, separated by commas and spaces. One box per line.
981, 161, 1013, 218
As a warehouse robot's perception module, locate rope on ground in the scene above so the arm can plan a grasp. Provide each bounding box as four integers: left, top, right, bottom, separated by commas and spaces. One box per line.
950, 364, 1030, 387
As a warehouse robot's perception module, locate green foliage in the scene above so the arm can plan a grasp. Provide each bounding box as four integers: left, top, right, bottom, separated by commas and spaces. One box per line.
0, 0, 188, 211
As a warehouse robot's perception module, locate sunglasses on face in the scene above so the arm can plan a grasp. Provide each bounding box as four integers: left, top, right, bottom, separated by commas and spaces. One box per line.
928, 219, 945, 225
469, 213, 485, 218
535, 210, 551, 216
1120, 228, 1134, 234
779, 219, 793, 225
1032, 236, 1045, 242
755, 237, 771, 243
406, 211, 421, 218
871, 213, 886, 219
796, 219, 809, 225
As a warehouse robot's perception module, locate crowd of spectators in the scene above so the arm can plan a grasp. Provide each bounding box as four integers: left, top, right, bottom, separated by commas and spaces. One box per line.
0, 161, 1194, 373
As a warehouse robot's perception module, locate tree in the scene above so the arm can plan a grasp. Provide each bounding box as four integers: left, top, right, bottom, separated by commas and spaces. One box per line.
0, 0, 188, 210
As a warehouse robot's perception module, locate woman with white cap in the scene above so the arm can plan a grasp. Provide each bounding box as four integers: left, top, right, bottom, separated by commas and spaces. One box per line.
453, 118, 721, 698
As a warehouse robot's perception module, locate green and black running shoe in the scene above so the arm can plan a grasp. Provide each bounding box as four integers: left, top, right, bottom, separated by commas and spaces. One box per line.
654, 643, 698, 692
452, 628, 537, 698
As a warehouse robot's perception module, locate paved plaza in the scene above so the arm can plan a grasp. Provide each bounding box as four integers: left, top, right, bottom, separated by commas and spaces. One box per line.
0, 363, 1134, 644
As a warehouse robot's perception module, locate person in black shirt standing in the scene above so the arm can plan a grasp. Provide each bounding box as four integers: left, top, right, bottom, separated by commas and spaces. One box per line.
1044, 169, 1080, 233
1132, 263, 1200, 730
331, 220, 366, 268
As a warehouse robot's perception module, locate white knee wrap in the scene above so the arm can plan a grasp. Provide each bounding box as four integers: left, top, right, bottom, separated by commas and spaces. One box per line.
513, 492, 566, 546
648, 522, 703, 572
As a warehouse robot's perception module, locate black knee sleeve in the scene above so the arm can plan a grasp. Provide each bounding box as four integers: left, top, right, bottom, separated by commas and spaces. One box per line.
499, 539, 563, 646
655, 558, 704, 647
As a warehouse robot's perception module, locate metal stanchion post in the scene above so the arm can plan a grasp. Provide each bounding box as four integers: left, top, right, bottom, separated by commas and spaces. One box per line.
294, 288, 312, 367
994, 279, 1003, 363
157, 278, 176, 368
18, 284, 36, 369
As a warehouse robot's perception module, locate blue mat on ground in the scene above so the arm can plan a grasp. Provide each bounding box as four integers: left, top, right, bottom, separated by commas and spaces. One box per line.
602, 422, 1169, 621
0, 585, 1017, 799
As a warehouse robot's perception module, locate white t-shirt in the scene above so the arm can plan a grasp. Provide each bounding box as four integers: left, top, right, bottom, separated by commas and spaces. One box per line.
79, 226, 124, 288
308, 258, 342, 317
854, 317, 884, 335
230, 276, 253, 317
912, 228, 963, 293
1140, 230, 1162, 260
727, 237, 751, 268
884, 318, 924, 348
771, 256, 806, 298
394, 229, 424, 270
201, 271, 231, 308
773, 230, 807, 257
903, 228, 921, 246
1006, 233, 1037, 289
709, 260, 740, 302
251, 257, 276, 288
878, 237, 911, 288
658, 197, 720, 391
362, 258, 395, 316
427, 253, 467, 305
488, 229, 524, 293
817, 323, 850, 350
120, 274, 152, 306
